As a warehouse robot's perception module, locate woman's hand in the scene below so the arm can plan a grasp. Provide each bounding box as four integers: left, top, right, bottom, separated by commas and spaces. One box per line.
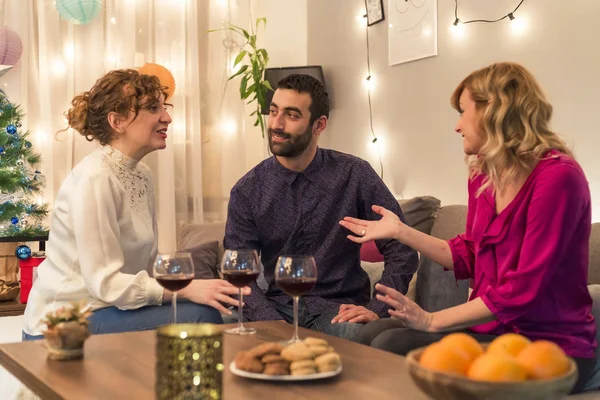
339, 205, 405, 243
178, 279, 250, 315
375, 283, 434, 332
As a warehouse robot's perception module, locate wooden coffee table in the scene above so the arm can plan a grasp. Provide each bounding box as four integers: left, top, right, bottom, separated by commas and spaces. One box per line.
0, 321, 428, 399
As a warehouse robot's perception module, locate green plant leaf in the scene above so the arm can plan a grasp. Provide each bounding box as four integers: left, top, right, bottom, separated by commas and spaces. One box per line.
264, 80, 274, 91
242, 83, 255, 100
258, 112, 266, 138
233, 51, 247, 67
249, 110, 257, 116
257, 49, 269, 63
246, 94, 257, 104
240, 76, 248, 97
228, 65, 248, 81
256, 17, 267, 30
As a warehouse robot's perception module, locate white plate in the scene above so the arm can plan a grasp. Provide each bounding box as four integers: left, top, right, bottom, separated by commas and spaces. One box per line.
229, 361, 342, 381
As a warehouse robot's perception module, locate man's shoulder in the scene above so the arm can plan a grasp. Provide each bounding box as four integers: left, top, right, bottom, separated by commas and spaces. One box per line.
231, 157, 274, 191
320, 148, 371, 170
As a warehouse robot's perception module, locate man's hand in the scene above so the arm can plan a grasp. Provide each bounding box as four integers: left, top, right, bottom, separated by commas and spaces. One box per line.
331, 304, 379, 324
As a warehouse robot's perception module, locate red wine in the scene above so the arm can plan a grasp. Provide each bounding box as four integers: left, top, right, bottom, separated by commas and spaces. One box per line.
223, 271, 259, 288
156, 275, 193, 292
276, 278, 317, 297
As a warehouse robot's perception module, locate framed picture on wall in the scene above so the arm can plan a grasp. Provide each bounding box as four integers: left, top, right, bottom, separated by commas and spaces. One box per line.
365, 0, 385, 26
388, 0, 438, 65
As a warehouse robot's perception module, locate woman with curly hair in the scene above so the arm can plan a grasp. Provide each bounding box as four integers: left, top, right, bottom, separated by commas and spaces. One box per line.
340, 62, 597, 392
23, 69, 243, 339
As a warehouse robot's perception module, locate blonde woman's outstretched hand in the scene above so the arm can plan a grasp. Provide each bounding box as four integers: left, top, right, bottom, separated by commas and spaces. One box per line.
375, 283, 434, 332
339, 205, 404, 243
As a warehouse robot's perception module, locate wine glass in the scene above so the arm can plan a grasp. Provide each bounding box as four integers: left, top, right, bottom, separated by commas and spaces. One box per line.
221, 249, 260, 335
275, 255, 318, 344
153, 251, 194, 324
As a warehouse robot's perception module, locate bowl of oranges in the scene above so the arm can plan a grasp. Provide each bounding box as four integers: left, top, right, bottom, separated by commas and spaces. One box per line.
405, 333, 578, 400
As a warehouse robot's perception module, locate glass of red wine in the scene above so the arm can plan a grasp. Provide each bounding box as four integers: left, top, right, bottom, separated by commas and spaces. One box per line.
275, 255, 318, 344
221, 249, 260, 335
153, 251, 194, 324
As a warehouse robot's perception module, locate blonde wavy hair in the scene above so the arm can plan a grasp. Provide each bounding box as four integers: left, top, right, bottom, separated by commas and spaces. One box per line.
451, 62, 572, 195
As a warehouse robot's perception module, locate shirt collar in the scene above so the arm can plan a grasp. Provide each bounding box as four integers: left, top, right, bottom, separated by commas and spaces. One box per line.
270, 147, 324, 186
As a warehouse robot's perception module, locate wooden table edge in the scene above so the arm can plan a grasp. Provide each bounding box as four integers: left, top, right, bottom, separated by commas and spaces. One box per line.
0, 344, 64, 400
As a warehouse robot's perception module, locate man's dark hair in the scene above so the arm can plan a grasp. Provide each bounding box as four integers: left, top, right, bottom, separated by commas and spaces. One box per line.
276, 74, 330, 125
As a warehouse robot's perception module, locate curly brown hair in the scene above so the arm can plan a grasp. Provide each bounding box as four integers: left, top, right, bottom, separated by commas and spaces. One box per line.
63, 69, 169, 145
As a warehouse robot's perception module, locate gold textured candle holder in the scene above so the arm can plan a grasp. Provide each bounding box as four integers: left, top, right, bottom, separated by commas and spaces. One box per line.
156, 324, 223, 400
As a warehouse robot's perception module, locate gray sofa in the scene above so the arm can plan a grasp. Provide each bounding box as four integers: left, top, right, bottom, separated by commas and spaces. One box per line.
178, 197, 600, 395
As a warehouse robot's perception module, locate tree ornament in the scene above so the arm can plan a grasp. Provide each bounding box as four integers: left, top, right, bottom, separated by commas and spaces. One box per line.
15, 244, 32, 260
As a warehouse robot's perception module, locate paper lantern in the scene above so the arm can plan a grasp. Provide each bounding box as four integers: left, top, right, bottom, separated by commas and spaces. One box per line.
138, 63, 176, 100
56, 0, 103, 25
0, 27, 23, 66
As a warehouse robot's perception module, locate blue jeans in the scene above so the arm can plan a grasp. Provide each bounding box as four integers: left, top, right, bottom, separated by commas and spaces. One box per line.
22, 301, 222, 341
224, 298, 364, 342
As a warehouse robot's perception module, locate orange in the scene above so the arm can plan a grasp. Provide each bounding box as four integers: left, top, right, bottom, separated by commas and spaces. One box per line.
467, 353, 528, 382
440, 333, 484, 363
516, 340, 570, 379
419, 342, 471, 375
487, 333, 532, 357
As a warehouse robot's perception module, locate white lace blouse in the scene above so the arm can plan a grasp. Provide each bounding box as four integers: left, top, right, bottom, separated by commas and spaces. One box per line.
23, 146, 164, 335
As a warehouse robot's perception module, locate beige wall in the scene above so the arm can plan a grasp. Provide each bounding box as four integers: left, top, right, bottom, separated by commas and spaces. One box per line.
307, 0, 600, 220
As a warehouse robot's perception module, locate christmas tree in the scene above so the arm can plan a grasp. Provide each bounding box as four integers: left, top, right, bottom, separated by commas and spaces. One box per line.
0, 89, 49, 238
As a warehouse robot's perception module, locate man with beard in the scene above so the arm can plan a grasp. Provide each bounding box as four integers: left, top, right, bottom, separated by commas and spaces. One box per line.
223, 74, 417, 341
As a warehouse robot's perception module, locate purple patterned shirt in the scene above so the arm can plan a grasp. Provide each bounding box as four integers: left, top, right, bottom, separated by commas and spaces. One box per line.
224, 148, 418, 321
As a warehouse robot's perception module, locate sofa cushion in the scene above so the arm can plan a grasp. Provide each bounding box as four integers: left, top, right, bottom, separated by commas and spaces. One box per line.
360, 240, 384, 262
589, 224, 600, 285
415, 205, 470, 312
182, 240, 220, 279
583, 284, 600, 391
398, 196, 442, 234
179, 222, 226, 262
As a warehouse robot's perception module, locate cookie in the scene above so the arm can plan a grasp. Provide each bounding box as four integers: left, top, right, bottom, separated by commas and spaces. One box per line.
317, 363, 339, 373
314, 352, 341, 373
309, 345, 329, 357
235, 351, 264, 373
304, 337, 329, 347
291, 367, 317, 376
263, 363, 289, 375
281, 342, 314, 361
290, 359, 318, 372
261, 354, 286, 364
249, 342, 285, 358
315, 352, 341, 367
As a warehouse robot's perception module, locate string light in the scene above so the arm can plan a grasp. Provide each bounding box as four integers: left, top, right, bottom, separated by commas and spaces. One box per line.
362, 13, 384, 179
453, 0, 526, 25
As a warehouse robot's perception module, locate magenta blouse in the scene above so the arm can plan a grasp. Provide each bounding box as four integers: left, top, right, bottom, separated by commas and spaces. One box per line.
448, 151, 597, 358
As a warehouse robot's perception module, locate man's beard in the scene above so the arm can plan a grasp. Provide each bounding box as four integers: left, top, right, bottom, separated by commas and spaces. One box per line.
268, 125, 313, 157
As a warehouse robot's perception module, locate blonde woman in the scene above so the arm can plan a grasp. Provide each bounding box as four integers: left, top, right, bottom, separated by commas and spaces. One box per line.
340, 62, 597, 393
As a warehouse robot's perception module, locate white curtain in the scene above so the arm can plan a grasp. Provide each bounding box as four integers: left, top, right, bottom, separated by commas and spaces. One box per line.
0, 0, 206, 252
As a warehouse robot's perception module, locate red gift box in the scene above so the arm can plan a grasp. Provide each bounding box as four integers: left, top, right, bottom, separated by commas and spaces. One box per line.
20, 256, 45, 303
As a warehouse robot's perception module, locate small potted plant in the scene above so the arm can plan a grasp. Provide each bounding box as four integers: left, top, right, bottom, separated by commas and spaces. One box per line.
41, 300, 92, 360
